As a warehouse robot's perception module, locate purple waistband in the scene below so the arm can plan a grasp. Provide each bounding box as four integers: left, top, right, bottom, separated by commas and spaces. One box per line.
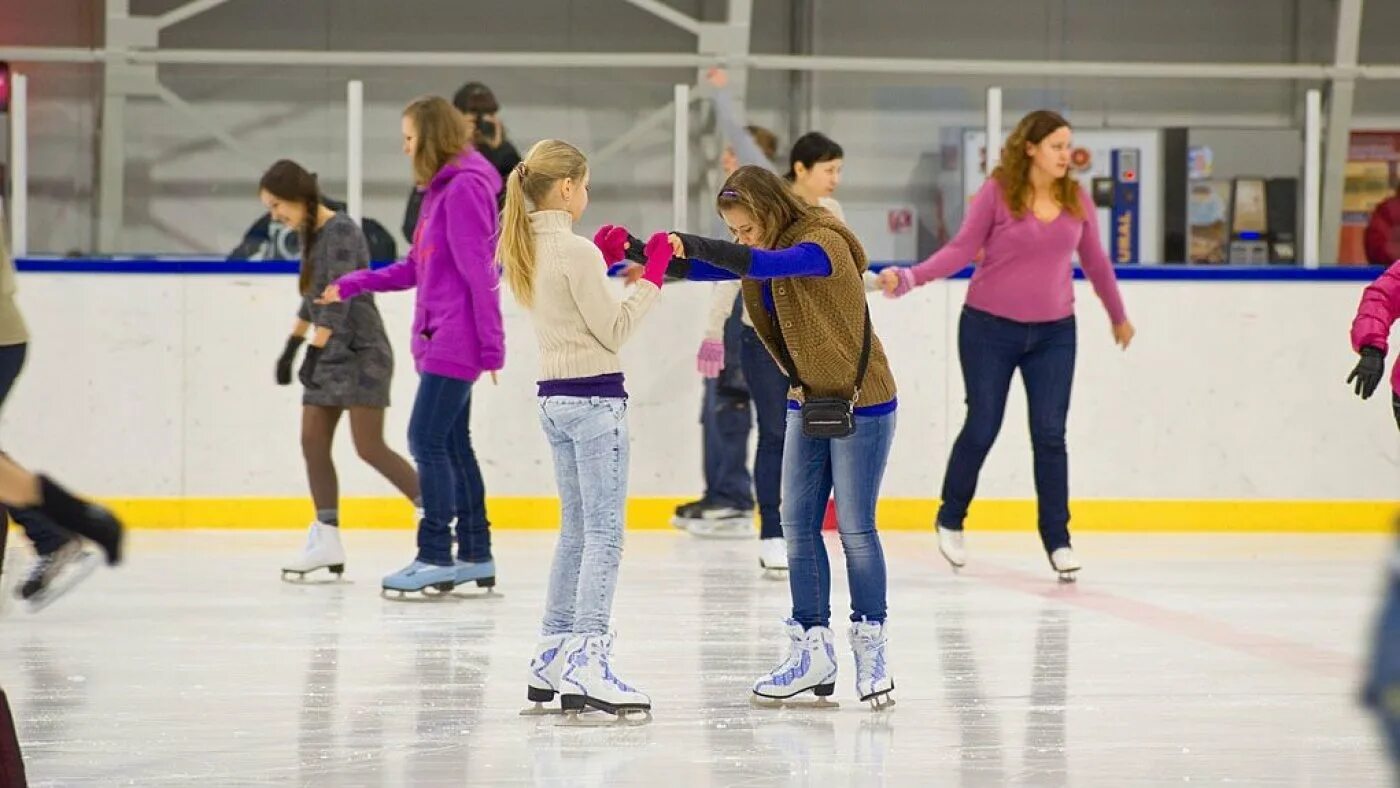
536, 373, 628, 399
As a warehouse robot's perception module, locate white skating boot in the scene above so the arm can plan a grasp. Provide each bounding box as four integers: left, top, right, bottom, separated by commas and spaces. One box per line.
281, 521, 346, 582
1049, 547, 1080, 582
751, 619, 839, 709
17, 540, 101, 612
521, 633, 571, 715
559, 633, 652, 724
937, 525, 966, 570
850, 620, 895, 709
759, 538, 788, 577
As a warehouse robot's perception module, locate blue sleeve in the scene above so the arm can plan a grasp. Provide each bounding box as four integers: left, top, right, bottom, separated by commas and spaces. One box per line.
683, 259, 741, 281
747, 243, 832, 280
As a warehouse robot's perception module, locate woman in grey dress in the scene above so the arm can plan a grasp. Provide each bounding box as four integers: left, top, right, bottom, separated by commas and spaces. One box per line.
259, 160, 421, 580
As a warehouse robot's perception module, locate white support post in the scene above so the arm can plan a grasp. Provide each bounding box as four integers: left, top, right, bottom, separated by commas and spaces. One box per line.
1303, 89, 1322, 269
9, 73, 27, 258
985, 86, 1003, 174
673, 83, 690, 233
1319, 0, 1366, 265
347, 80, 364, 226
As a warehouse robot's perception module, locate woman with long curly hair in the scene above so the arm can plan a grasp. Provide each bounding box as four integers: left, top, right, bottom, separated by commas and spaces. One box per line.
879, 109, 1135, 580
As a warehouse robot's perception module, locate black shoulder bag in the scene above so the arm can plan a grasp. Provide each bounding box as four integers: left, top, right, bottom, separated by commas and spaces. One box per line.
771, 304, 873, 439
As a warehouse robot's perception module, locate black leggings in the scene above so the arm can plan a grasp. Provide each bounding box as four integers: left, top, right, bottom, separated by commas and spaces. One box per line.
1394, 393, 1399, 433
0, 344, 69, 556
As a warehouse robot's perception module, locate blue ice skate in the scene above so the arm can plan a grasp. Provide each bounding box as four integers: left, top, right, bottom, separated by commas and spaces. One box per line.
453, 558, 496, 592
380, 560, 456, 598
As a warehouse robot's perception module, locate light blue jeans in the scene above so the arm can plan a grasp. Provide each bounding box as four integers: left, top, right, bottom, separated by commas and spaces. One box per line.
537, 396, 629, 637
782, 409, 896, 629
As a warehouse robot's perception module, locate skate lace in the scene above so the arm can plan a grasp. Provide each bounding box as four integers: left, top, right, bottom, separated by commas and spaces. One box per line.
853, 630, 887, 686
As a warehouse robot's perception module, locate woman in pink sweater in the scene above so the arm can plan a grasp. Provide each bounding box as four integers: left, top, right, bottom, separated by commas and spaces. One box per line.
1348, 259, 1400, 429
880, 110, 1134, 580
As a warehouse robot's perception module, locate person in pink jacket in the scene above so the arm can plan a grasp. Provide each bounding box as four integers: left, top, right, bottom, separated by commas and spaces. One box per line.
879, 110, 1135, 580
1348, 259, 1400, 430
320, 96, 505, 596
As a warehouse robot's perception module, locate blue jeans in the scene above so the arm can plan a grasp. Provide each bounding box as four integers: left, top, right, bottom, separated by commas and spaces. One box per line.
407, 373, 491, 566
782, 409, 895, 629
537, 396, 629, 637
938, 306, 1077, 553
701, 377, 753, 510
0, 343, 69, 556
741, 327, 789, 540
1366, 563, 1400, 768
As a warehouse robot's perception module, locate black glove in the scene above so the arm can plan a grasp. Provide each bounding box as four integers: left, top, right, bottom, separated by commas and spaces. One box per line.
276, 335, 305, 386
620, 231, 649, 266
298, 345, 324, 390
1393, 392, 1400, 432
672, 232, 753, 276
1347, 346, 1385, 399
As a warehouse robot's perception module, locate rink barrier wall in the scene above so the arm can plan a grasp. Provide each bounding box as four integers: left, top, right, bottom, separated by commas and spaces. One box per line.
5, 259, 1395, 533
83, 497, 1396, 532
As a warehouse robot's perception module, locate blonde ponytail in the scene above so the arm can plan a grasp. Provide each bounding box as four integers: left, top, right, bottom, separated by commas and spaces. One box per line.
498, 165, 537, 307
493, 139, 590, 309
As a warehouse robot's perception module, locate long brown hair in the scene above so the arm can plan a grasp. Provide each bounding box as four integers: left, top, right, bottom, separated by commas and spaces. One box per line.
496, 139, 589, 308
404, 95, 469, 186
716, 165, 818, 249
992, 110, 1083, 220
258, 159, 321, 295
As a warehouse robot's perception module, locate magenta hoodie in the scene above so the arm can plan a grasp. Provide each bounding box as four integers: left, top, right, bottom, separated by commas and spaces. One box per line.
1351, 259, 1400, 397
335, 150, 505, 382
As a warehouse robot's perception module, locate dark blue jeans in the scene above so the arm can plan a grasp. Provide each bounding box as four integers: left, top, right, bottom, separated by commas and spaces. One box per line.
783, 410, 895, 629
0, 343, 69, 556
700, 377, 753, 510
938, 306, 1077, 553
740, 327, 788, 540
408, 373, 491, 566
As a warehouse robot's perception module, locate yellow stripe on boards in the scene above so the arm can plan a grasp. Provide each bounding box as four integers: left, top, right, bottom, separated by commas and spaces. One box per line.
80, 497, 1399, 533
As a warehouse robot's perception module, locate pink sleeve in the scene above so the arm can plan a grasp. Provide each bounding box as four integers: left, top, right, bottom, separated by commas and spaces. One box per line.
1351, 260, 1400, 354
443, 180, 506, 371
337, 249, 418, 299
909, 180, 1000, 286
1074, 189, 1128, 326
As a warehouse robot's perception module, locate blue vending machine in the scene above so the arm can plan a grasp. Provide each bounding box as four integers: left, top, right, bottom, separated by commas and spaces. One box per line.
1111, 148, 1141, 265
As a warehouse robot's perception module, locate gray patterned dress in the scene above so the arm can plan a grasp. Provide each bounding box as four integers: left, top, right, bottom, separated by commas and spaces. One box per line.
297, 213, 395, 408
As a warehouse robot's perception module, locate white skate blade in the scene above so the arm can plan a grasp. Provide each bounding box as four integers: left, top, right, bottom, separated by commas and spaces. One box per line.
684, 518, 754, 540
519, 702, 565, 717
1056, 568, 1080, 583
25, 550, 101, 613
379, 583, 457, 601
750, 693, 839, 711
558, 707, 651, 727
280, 564, 347, 584
760, 567, 789, 581
861, 691, 897, 711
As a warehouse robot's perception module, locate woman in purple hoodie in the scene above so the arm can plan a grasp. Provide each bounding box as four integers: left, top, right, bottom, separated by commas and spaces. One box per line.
319, 96, 506, 596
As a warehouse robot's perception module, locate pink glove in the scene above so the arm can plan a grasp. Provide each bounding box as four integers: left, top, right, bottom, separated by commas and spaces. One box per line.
641, 232, 673, 288
592, 225, 630, 265
885, 267, 916, 299
696, 339, 724, 378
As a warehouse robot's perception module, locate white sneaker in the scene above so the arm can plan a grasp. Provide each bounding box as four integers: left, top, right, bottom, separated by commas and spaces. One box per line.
1049, 547, 1081, 581
752, 619, 839, 706
281, 521, 346, 580
759, 538, 788, 573
559, 633, 652, 718
849, 620, 895, 708
937, 525, 966, 568
522, 633, 571, 714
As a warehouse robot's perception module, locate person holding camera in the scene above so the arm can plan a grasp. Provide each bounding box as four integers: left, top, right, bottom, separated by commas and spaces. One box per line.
402, 81, 522, 240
